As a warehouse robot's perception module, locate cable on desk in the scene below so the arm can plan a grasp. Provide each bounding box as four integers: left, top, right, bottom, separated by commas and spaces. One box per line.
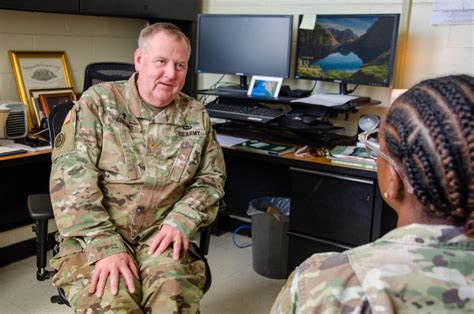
232, 225, 252, 248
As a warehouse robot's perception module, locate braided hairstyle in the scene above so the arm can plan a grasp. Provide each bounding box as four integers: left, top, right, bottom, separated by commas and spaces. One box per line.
383, 75, 474, 239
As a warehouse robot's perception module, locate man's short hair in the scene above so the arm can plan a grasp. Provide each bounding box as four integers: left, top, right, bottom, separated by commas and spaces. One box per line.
138, 22, 191, 55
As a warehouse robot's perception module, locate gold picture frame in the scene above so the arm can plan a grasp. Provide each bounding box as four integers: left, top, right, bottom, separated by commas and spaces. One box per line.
29, 87, 76, 128
9, 51, 74, 131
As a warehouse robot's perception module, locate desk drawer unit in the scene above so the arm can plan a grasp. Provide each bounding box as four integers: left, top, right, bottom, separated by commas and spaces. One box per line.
288, 167, 376, 270
287, 232, 352, 274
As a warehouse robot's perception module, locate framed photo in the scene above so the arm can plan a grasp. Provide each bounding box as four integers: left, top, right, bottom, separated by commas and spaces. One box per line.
247, 75, 283, 98
38, 91, 76, 117
29, 87, 75, 128
9, 51, 74, 130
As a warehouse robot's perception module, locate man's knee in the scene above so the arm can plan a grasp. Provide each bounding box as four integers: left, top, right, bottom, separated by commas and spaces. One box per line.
139, 249, 206, 312
53, 252, 142, 313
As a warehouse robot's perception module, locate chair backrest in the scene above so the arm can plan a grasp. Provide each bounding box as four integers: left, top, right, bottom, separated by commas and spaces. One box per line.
83, 62, 135, 91
48, 101, 75, 143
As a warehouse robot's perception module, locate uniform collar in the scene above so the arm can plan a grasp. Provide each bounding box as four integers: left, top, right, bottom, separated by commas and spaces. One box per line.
126, 73, 187, 126
380, 223, 473, 248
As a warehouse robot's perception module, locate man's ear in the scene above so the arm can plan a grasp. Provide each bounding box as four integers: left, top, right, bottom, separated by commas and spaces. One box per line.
386, 164, 404, 201
134, 48, 142, 72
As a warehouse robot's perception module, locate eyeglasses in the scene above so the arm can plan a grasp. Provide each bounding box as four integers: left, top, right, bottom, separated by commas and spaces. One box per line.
360, 128, 414, 194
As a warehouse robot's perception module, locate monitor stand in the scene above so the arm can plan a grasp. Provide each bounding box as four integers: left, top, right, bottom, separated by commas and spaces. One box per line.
217, 85, 248, 94
338, 82, 371, 103
216, 75, 248, 94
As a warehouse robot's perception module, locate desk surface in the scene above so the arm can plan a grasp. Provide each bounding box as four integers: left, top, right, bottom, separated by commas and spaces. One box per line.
0, 149, 52, 169
0, 148, 51, 162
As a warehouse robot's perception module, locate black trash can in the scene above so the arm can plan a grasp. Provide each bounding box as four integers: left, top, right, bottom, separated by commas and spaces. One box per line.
247, 197, 290, 279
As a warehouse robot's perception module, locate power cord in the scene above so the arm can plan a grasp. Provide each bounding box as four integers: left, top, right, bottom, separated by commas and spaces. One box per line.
232, 225, 252, 248
346, 84, 360, 94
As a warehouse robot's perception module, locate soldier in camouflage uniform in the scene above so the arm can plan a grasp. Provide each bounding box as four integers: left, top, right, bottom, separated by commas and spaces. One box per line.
49, 22, 226, 313
272, 75, 474, 313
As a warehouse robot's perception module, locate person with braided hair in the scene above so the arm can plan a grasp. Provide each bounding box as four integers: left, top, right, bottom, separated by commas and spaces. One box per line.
271, 74, 474, 313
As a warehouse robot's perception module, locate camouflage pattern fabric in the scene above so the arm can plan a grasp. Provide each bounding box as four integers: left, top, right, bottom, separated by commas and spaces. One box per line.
53, 242, 206, 313
49, 73, 226, 312
271, 224, 474, 313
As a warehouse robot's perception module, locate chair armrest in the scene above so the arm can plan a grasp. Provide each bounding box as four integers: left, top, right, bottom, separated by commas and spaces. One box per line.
27, 194, 54, 221
199, 225, 212, 256
27, 193, 54, 281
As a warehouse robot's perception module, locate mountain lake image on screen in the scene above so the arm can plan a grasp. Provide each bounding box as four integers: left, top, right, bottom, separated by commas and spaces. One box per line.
295, 14, 400, 89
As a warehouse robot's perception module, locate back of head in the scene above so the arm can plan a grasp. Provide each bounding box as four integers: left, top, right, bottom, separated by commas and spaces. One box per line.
383, 75, 474, 238
138, 22, 191, 54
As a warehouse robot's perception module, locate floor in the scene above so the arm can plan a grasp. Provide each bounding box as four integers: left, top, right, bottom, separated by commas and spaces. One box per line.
0, 232, 286, 313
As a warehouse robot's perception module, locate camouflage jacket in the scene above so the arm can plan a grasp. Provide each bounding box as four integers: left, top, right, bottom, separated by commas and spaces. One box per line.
50, 74, 226, 265
271, 224, 474, 313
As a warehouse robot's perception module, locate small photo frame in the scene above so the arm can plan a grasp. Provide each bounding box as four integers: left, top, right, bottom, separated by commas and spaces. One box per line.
29, 87, 75, 128
247, 75, 283, 98
38, 91, 76, 117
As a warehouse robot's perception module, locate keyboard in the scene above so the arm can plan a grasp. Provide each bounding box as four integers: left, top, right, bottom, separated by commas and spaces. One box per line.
205, 101, 285, 123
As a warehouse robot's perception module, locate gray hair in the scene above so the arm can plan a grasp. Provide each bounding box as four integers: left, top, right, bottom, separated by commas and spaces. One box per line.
138, 22, 191, 55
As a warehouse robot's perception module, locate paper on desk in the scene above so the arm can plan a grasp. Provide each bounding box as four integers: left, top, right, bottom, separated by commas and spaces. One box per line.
0, 139, 51, 152
216, 134, 248, 148
291, 93, 358, 107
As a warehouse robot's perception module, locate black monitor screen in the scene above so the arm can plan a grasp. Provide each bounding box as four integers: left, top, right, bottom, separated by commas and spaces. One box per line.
196, 14, 293, 81
295, 14, 400, 92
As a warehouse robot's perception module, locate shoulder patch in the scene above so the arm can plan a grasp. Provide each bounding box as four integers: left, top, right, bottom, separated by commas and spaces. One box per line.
51, 109, 77, 160
54, 132, 66, 149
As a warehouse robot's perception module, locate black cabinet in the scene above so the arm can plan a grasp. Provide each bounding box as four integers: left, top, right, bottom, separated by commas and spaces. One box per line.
0, 0, 79, 14
0, 153, 51, 231
289, 167, 375, 246
287, 166, 396, 273
0, 0, 198, 21
287, 232, 350, 272
80, 0, 198, 21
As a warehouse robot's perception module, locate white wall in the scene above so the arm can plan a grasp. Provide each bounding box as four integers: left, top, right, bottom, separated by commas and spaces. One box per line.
0, 9, 146, 101
199, 0, 474, 128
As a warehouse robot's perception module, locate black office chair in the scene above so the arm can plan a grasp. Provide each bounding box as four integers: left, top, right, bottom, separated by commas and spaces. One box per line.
83, 62, 135, 91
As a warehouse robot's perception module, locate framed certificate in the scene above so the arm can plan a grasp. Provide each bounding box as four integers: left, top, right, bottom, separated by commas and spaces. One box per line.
9, 51, 74, 130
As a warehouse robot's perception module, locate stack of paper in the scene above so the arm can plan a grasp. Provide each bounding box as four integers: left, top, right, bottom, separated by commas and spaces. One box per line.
327, 145, 376, 170
291, 93, 357, 107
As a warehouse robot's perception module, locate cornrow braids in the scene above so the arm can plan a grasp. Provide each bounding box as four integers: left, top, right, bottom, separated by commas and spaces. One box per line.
384, 75, 474, 239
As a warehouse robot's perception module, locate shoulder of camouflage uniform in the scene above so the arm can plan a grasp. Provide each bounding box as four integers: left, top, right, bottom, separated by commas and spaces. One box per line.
51, 102, 79, 161
81, 80, 127, 101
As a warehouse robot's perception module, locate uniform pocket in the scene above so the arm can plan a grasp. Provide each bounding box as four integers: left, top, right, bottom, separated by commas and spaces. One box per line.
169, 141, 195, 182
99, 114, 142, 182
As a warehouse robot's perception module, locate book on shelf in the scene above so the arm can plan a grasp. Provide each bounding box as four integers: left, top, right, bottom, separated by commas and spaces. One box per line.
232, 139, 295, 156
328, 145, 376, 165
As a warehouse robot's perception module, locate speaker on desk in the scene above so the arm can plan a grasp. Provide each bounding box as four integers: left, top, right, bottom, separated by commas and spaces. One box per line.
357, 114, 380, 135
0, 102, 27, 139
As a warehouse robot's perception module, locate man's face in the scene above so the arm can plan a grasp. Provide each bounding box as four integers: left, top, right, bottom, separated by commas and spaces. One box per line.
134, 31, 189, 108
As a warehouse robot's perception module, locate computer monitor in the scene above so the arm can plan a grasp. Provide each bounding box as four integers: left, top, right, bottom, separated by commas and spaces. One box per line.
196, 14, 293, 91
294, 14, 400, 95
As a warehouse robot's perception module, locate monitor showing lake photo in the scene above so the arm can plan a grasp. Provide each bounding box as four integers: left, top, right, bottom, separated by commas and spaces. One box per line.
295, 14, 400, 90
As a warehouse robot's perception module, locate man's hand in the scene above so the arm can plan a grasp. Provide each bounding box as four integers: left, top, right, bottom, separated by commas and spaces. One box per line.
148, 225, 189, 260
88, 252, 138, 298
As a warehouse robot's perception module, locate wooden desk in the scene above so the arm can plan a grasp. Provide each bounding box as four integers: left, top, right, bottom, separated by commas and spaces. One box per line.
0, 148, 51, 163
220, 145, 397, 274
